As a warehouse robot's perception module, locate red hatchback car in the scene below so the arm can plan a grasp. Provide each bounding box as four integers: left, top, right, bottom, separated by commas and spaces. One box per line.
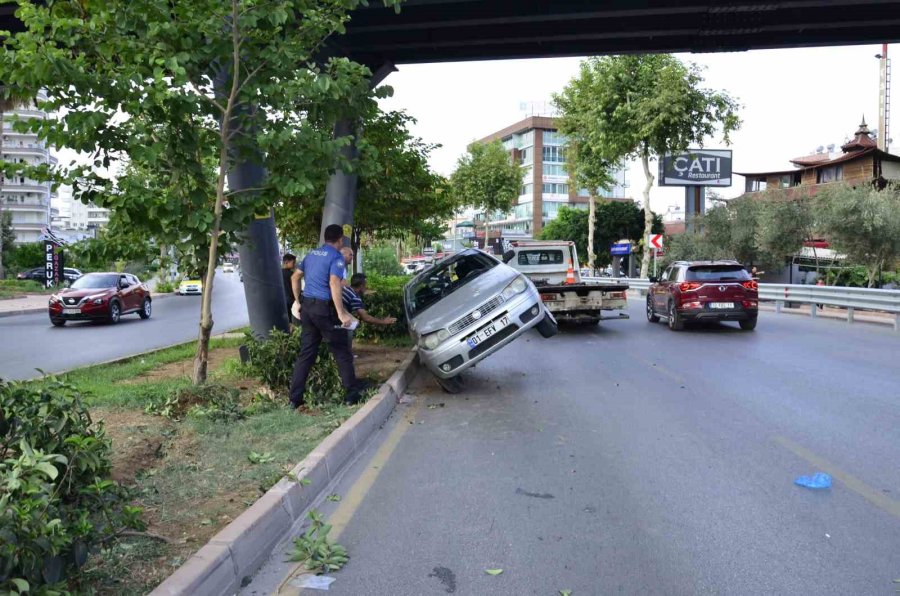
647, 261, 758, 331
49, 272, 152, 326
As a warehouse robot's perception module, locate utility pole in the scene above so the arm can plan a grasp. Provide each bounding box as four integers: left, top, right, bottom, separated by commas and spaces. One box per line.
877, 43, 892, 152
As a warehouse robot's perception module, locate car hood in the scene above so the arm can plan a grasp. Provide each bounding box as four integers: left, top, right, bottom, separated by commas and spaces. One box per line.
181, 280, 202, 285
408, 264, 519, 335
59, 288, 115, 299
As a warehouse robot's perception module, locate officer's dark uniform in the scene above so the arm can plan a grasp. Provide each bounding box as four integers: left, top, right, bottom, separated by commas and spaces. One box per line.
289, 244, 360, 407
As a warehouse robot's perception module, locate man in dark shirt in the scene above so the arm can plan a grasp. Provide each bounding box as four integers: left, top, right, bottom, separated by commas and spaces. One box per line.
289, 225, 367, 408
282, 253, 298, 328
342, 273, 398, 351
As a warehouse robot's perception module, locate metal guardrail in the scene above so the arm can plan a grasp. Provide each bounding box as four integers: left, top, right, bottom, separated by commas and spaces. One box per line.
582, 277, 900, 330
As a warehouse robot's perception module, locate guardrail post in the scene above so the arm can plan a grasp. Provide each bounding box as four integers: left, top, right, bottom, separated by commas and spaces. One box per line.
810, 304, 817, 318
895, 313, 899, 331
847, 307, 854, 324
775, 300, 782, 313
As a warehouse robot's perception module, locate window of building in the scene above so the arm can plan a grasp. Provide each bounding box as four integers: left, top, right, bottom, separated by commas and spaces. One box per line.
520, 183, 533, 196
520, 147, 531, 165
542, 131, 566, 146
817, 165, 843, 184
513, 202, 533, 220
745, 178, 766, 192
779, 173, 802, 188
543, 164, 568, 177
542, 183, 568, 195
542, 145, 566, 163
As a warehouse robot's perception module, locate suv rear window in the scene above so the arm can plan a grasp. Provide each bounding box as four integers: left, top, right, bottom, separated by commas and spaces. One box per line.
686, 265, 750, 281
517, 250, 565, 266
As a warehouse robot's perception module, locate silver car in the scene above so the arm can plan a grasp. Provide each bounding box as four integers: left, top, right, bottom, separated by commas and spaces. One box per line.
404, 249, 557, 393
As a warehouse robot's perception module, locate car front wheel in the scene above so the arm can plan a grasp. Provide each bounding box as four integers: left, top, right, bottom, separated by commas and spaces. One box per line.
139, 297, 152, 319
535, 311, 558, 338
646, 296, 660, 323
108, 301, 121, 324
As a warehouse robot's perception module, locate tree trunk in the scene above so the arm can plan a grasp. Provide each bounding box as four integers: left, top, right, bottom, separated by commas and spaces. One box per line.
639, 151, 655, 279
587, 194, 596, 270
192, 0, 240, 385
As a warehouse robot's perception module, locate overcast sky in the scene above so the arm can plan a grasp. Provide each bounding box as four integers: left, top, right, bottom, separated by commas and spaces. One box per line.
379, 43, 895, 214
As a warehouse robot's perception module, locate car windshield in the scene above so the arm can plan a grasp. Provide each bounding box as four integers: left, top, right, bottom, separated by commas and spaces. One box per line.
406, 252, 498, 317
70, 273, 119, 289
686, 265, 751, 281
517, 249, 565, 266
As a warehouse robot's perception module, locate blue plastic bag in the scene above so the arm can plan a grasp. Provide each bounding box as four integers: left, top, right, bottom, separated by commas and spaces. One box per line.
794, 472, 832, 489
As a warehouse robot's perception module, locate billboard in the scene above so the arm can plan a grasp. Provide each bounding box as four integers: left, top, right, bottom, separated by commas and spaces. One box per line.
44, 240, 64, 288
658, 149, 732, 187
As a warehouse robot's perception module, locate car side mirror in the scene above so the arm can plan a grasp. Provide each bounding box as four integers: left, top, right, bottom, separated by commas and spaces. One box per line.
502, 250, 515, 264
648, 276, 659, 283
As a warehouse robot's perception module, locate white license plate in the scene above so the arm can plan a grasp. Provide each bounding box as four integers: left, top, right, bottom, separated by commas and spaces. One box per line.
467, 315, 510, 348
63, 307, 81, 315
709, 302, 734, 309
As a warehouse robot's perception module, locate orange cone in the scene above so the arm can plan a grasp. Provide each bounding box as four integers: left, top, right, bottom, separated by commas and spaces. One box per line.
565, 260, 576, 285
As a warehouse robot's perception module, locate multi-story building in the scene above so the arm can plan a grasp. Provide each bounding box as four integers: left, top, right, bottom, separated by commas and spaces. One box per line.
0, 91, 56, 244
475, 116, 630, 242
51, 187, 110, 240
736, 117, 900, 199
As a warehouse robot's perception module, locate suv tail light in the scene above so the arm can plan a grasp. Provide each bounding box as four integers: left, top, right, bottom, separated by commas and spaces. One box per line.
679, 282, 702, 292
742, 280, 758, 291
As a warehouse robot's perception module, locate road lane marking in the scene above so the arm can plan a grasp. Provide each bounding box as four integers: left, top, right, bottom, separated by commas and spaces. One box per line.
774, 435, 900, 519
274, 394, 422, 595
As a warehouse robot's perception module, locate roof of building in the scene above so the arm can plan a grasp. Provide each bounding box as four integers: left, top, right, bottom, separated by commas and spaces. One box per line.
477, 116, 557, 145
841, 116, 877, 152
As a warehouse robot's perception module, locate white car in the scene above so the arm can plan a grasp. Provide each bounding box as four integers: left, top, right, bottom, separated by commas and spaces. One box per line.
178, 279, 203, 295
222, 262, 235, 273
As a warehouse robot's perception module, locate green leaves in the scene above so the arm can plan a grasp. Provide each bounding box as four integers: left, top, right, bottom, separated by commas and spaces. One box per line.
248, 451, 275, 465
450, 140, 523, 215
485, 569, 504, 576
287, 510, 349, 573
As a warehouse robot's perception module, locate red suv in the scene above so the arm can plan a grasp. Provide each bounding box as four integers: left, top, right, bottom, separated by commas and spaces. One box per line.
49, 272, 152, 326
647, 261, 758, 331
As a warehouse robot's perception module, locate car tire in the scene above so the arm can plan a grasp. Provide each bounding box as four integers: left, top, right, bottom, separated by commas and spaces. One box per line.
436, 374, 464, 394
139, 297, 152, 319
667, 301, 684, 331
108, 300, 121, 324
739, 317, 757, 331
646, 297, 660, 323
50, 318, 66, 327
535, 311, 558, 338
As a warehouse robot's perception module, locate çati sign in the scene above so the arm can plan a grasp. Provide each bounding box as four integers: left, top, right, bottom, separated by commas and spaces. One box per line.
658, 149, 732, 187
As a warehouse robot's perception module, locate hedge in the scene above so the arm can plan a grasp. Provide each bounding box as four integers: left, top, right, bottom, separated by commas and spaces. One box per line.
353, 274, 409, 342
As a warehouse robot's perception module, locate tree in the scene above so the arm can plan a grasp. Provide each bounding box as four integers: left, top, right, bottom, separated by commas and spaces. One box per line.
3, 0, 399, 384
539, 202, 661, 266
552, 55, 740, 277
816, 183, 900, 287
0, 210, 15, 276
449, 140, 523, 213
756, 194, 815, 273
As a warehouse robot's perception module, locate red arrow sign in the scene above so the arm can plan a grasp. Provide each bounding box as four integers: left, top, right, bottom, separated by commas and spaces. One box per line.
649, 234, 664, 249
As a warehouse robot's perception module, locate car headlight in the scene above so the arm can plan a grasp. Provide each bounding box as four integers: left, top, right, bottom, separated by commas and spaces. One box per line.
420, 328, 450, 350
49, 295, 60, 304
501, 275, 528, 301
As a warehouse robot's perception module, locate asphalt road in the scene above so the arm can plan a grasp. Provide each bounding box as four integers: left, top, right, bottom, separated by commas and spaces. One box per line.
248, 299, 900, 596
0, 272, 249, 381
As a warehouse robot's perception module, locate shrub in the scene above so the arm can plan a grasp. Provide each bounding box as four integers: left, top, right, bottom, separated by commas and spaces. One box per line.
243, 330, 344, 406
144, 384, 245, 422
363, 245, 403, 277
354, 275, 409, 342
154, 280, 176, 294
0, 379, 142, 593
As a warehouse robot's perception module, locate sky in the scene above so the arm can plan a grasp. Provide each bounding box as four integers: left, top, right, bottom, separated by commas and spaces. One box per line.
378, 43, 895, 215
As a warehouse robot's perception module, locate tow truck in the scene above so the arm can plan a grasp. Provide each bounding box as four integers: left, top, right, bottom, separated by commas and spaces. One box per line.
503, 240, 630, 325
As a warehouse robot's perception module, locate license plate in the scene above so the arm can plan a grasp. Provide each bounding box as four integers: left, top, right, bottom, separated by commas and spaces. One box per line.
466, 315, 510, 348
709, 302, 734, 309
63, 307, 81, 315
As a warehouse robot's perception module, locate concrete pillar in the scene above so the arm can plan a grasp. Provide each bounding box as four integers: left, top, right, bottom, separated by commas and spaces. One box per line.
847, 307, 854, 324
532, 128, 544, 237
684, 186, 706, 233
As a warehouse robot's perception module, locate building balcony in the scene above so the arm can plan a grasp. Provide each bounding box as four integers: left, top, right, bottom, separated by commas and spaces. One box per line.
1, 183, 51, 192
2, 202, 49, 211
1, 146, 49, 157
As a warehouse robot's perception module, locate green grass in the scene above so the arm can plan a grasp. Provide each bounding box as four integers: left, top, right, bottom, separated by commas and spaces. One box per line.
0, 279, 56, 297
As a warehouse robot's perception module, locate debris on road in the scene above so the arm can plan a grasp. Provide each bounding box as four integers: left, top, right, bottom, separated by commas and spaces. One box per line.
516, 487, 554, 499
428, 566, 457, 593
485, 569, 504, 576
794, 472, 832, 489
289, 574, 336, 590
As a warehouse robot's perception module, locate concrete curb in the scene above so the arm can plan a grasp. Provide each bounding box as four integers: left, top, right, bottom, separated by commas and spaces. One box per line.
150, 350, 421, 596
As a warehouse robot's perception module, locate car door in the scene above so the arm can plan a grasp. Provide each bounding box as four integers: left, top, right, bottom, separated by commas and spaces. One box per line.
131, 275, 147, 306
118, 274, 137, 312
654, 266, 673, 310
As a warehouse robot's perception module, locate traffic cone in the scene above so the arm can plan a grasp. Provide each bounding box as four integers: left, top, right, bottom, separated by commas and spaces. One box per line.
565, 260, 576, 285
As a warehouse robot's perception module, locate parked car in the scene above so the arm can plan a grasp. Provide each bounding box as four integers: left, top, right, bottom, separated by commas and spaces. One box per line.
49, 272, 152, 326
647, 260, 758, 331
222, 262, 235, 273
404, 248, 557, 393
63, 268, 83, 283
16, 267, 44, 282
178, 279, 203, 295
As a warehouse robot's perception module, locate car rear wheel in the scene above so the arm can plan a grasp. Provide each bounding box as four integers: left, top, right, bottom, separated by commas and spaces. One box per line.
667, 301, 684, 331
646, 296, 660, 323
739, 316, 757, 331
139, 297, 152, 319
436, 374, 464, 394
535, 311, 558, 338
50, 318, 66, 327
108, 301, 121, 324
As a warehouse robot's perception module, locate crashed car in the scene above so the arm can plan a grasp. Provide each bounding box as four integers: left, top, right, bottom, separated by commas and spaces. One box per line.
404, 248, 557, 393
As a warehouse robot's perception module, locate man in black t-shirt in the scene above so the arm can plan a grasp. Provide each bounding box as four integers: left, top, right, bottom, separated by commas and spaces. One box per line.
282, 253, 298, 328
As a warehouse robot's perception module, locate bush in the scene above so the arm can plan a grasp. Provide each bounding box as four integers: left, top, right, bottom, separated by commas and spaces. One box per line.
363, 245, 403, 277
354, 275, 409, 342
155, 280, 176, 294
243, 330, 344, 407
0, 379, 142, 593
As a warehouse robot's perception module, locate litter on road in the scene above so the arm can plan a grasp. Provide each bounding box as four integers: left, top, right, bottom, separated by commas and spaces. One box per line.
289, 574, 336, 590
794, 472, 832, 489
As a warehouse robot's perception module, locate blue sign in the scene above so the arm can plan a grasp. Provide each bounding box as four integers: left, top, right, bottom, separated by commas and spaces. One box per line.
610, 242, 632, 256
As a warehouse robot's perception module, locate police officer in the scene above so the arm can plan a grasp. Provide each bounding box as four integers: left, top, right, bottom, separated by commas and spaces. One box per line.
289, 224, 368, 408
